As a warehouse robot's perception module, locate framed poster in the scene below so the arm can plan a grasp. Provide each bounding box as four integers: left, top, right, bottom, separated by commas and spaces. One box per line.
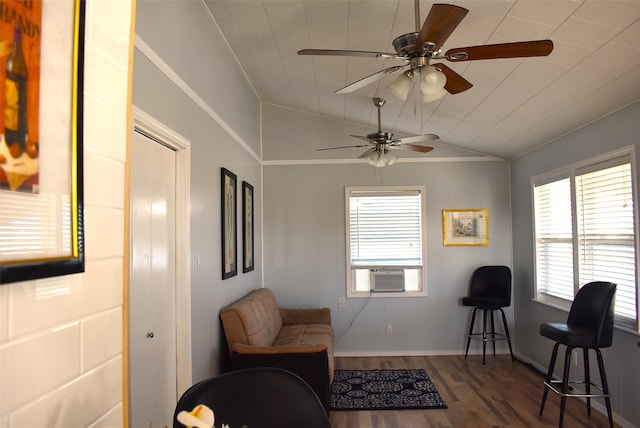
0, 0, 85, 284
242, 181, 254, 273
221, 168, 237, 279
442, 209, 488, 246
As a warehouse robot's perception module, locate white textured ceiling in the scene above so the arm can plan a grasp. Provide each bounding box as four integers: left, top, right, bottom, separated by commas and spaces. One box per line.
205, 0, 640, 159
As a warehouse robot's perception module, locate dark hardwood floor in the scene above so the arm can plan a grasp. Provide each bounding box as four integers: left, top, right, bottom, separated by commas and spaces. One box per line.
329, 355, 617, 428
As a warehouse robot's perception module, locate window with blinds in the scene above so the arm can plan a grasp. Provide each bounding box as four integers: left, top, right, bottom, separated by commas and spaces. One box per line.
346, 186, 426, 295
533, 152, 638, 331
534, 177, 574, 300
576, 159, 636, 326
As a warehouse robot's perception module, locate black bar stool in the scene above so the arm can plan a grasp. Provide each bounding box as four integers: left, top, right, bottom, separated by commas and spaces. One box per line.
539, 281, 616, 428
462, 265, 514, 366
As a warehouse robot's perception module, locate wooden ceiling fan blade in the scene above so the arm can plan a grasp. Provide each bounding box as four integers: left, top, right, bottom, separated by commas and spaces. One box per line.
316, 144, 370, 151
394, 143, 434, 153
415, 4, 468, 52
445, 40, 554, 61
398, 134, 440, 144
432, 63, 473, 94
335, 65, 406, 94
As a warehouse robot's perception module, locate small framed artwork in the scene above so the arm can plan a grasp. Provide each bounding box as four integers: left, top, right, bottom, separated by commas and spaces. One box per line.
442, 209, 488, 246
1, 0, 86, 284
242, 181, 254, 273
221, 168, 237, 279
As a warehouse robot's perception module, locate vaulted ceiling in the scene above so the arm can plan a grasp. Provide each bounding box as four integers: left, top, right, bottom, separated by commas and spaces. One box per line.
206, 1, 640, 159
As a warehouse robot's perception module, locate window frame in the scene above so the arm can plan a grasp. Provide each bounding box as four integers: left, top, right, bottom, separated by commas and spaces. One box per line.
345, 185, 428, 298
531, 147, 640, 333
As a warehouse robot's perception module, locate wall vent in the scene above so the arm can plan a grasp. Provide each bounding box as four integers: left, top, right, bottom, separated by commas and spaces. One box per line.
370, 269, 405, 292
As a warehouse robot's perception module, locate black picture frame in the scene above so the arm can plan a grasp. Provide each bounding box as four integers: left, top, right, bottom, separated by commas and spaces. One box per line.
242, 181, 254, 273
221, 168, 237, 279
0, 1, 86, 284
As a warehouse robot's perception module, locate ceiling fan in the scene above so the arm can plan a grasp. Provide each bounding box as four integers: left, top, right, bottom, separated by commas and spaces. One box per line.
298, 1, 553, 99
317, 97, 437, 167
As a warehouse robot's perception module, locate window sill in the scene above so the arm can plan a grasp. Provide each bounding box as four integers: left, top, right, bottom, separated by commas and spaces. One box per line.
347, 290, 427, 298
532, 294, 571, 313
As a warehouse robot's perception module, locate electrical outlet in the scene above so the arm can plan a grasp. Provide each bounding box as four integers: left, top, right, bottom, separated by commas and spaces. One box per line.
338, 297, 346, 309
386, 323, 393, 335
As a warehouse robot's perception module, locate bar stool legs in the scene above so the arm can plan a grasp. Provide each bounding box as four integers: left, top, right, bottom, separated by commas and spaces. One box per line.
595, 349, 614, 426
464, 307, 514, 366
539, 345, 613, 428
499, 308, 514, 359
539, 282, 616, 428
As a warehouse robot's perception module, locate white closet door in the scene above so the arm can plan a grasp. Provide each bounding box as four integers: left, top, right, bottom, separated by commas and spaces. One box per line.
129, 129, 177, 428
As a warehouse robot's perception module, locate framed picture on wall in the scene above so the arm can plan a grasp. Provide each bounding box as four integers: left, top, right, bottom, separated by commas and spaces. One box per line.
242, 181, 254, 273
442, 209, 488, 246
221, 168, 237, 279
0, 0, 86, 284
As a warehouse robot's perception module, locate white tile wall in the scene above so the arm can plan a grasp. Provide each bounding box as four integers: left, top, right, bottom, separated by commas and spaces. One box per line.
81, 308, 123, 371
1, 323, 81, 414
10, 357, 122, 428
88, 403, 124, 428
7, 275, 84, 339
0, 285, 9, 344
85, 152, 126, 209
0, 1, 133, 427
84, 206, 126, 260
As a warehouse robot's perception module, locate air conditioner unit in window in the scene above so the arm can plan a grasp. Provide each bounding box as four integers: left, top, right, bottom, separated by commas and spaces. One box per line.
370, 269, 405, 292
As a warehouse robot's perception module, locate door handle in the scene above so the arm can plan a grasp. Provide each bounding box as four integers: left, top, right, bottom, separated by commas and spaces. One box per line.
147, 332, 155, 338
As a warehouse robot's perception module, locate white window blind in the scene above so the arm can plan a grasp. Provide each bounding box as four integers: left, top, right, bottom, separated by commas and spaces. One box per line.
349, 191, 422, 267
533, 152, 638, 331
576, 159, 637, 326
0, 191, 71, 261
534, 177, 574, 300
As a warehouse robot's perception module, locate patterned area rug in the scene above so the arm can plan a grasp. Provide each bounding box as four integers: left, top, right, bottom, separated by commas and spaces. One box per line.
330, 369, 448, 411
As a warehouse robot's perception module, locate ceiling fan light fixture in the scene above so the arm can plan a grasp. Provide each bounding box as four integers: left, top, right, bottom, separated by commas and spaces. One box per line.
365, 148, 396, 167
420, 66, 446, 94
387, 70, 413, 101
385, 151, 398, 165
365, 150, 383, 167
422, 87, 447, 102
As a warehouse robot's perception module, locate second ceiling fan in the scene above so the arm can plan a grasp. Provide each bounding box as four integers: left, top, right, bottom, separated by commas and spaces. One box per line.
298, 1, 554, 100
317, 97, 437, 167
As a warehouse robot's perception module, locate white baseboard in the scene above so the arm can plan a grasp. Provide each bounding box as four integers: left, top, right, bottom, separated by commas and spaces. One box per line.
334, 349, 512, 358
335, 350, 458, 357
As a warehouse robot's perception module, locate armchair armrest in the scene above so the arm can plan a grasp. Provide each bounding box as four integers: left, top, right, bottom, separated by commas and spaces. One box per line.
279, 307, 331, 325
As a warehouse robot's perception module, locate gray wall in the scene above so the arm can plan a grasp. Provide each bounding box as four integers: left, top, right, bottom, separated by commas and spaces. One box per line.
134, 0, 262, 383
511, 101, 640, 427
262, 107, 513, 355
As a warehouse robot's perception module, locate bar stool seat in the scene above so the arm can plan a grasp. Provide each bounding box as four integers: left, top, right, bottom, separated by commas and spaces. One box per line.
462, 265, 514, 366
539, 281, 616, 428
540, 323, 600, 348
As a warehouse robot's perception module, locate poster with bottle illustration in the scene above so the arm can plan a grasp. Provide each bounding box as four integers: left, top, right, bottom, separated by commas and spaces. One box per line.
0, 0, 42, 192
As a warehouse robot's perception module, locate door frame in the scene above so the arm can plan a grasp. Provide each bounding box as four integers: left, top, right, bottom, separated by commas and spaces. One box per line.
131, 106, 192, 395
